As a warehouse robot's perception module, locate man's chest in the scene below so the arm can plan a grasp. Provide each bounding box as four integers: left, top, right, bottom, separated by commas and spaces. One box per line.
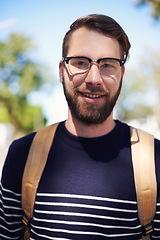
30, 147, 141, 240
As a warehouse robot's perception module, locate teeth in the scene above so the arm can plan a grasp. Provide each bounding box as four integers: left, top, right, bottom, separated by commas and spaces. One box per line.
84, 93, 102, 98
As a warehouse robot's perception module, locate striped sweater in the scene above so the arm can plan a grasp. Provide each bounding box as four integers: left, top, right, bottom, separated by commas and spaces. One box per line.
1, 120, 160, 239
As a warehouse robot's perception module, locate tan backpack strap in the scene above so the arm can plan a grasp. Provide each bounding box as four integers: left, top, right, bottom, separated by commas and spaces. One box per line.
22, 122, 59, 239
130, 127, 157, 239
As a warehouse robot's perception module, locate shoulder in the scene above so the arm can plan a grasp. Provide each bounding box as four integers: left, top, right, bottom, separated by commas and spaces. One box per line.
3, 122, 64, 180
114, 120, 130, 140
1, 132, 36, 191
155, 138, 160, 169
155, 137, 160, 148
8, 131, 36, 161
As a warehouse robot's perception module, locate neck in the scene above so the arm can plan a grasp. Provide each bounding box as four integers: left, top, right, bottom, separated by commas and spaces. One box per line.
65, 111, 116, 138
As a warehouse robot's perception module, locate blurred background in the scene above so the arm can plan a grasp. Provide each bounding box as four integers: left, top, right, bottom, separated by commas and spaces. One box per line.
0, 0, 160, 174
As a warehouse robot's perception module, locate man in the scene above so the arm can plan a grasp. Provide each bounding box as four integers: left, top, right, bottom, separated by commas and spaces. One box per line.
0, 14, 160, 240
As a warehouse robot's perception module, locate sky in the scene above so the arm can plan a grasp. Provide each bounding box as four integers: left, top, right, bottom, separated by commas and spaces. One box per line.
0, 0, 160, 125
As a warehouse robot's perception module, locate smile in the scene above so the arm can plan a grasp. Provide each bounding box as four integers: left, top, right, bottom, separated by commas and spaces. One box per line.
81, 91, 105, 99
83, 93, 102, 98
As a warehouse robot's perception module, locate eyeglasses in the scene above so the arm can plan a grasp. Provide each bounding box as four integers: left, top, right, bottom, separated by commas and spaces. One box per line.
63, 56, 125, 78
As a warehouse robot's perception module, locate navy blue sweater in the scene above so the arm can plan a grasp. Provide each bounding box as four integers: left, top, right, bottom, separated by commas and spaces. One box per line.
1, 120, 160, 239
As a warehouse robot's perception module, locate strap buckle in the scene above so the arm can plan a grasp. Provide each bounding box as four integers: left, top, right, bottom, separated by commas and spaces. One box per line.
22, 214, 30, 228
143, 223, 153, 236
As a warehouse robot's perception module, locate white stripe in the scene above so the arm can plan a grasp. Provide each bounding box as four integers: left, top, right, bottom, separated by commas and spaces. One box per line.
0, 183, 21, 197
155, 211, 160, 214
32, 224, 141, 238
31, 237, 71, 240
0, 233, 20, 240
35, 209, 138, 221
0, 194, 21, 203
0, 208, 22, 217
33, 216, 141, 230
36, 193, 136, 204
154, 228, 160, 231
153, 219, 160, 222
0, 224, 24, 233
35, 201, 137, 213
0, 216, 22, 225
31, 229, 72, 240
0, 200, 22, 210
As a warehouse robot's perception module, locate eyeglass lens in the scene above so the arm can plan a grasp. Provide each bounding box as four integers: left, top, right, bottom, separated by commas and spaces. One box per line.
68, 57, 121, 77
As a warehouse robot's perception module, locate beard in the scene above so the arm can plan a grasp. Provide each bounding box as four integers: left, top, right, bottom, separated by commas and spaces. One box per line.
62, 76, 122, 126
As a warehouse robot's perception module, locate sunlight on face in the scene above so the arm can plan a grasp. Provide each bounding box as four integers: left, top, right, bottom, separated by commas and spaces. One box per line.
60, 27, 125, 125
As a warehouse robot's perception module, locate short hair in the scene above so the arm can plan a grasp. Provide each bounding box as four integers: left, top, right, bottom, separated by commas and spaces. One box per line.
62, 14, 131, 62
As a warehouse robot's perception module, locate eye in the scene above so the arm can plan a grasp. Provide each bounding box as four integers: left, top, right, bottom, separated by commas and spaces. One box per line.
70, 58, 89, 70
99, 58, 121, 77
100, 59, 119, 70
101, 63, 114, 69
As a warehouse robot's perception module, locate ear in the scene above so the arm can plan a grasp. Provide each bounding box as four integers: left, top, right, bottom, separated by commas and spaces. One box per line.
59, 60, 63, 83
121, 66, 125, 79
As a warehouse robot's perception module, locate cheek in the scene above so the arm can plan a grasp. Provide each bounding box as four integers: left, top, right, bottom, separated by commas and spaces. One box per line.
63, 74, 78, 94
104, 76, 122, 94
62, 68, 85, 88
72, 76, 86, 87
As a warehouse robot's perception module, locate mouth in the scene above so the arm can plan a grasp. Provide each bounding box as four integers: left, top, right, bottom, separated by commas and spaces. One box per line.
78, 91, 106, 104
83, 93, 103, 99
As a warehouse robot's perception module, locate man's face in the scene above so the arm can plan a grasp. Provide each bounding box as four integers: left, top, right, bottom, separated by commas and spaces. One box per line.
59, 27, 125, 125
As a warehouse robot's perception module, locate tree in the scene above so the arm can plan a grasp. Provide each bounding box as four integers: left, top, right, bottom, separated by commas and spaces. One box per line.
0, 33, 49, 134
140, 51, 160, 122
115, 50, 160, 127
135, 0, 160, 20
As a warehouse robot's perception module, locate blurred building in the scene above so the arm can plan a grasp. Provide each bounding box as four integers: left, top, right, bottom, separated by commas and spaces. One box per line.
128, 116, 160, 140
0, 123, 14, 177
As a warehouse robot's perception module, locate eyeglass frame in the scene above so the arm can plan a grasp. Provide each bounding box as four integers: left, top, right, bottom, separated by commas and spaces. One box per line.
62, 56, 125, 78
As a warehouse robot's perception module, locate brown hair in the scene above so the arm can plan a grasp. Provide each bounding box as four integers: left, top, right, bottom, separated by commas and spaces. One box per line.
62, 14, 131, 62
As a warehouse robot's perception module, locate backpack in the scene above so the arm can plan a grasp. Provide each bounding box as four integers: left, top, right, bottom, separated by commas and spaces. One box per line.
21, 123, 157, 240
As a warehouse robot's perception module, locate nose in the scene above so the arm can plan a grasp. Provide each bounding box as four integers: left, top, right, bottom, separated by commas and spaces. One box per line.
84, 62, 103, 86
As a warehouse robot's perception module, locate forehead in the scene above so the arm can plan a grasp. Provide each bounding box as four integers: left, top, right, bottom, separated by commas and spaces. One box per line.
67, 27, 121, 59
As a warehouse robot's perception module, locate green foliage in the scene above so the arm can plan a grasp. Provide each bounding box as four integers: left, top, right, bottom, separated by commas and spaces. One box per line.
116, 51, 160, 122
135, 0, 160, 20
0, 33, 48, 134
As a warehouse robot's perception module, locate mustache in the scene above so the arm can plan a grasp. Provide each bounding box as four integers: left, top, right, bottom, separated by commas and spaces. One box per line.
62, 75, 109, 95
74, 85, 108, 95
